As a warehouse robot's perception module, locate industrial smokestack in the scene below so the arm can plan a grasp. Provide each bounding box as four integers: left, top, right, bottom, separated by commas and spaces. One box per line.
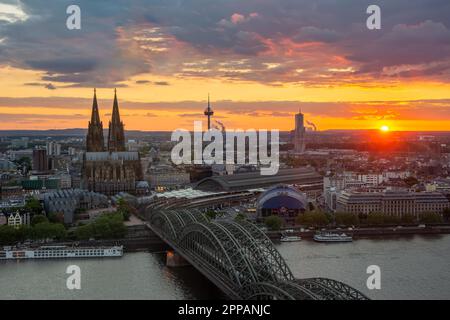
306, 120, 317, 131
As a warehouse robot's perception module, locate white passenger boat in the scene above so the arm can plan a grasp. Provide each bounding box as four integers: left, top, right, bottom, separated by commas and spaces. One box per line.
0, 245, 123, 260
280, 235, 302, 242
313, 232, 353, 243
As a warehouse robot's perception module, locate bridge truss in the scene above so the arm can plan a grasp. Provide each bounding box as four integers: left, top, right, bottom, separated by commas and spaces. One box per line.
148, 209, 369, 300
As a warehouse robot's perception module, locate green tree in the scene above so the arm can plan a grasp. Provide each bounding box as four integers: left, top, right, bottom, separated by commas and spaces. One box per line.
264, 215, 283, 231
0, 221, 66, 244
297, 211, 330, 227
74, 213, 126, 240
24, 198, 43, 216
13, 156, 31, 170
443, 208, 450, 222
335, 212, 359, 226
205, 210, 217, 220
401, 214, 416, 224
16, 225, 33, 242
384, 215, 401, 224
31, 214, 49, 226
419, 213, 443, 224
0, 225, 18, 244
32, 222, 67, 240
74, 224, 94, 240
116, 198, 136, 221
367, 213, 385, 225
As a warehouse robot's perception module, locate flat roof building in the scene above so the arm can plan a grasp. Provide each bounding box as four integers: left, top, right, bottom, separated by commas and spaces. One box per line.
337, 190, 449, 217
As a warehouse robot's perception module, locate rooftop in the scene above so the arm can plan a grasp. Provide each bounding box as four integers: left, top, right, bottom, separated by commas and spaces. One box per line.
85, 151, 139, 161
195, 167, 323, 192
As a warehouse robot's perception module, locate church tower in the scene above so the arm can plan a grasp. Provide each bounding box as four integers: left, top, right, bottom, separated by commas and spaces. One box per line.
107, 89, 126, 152
86, 89, 105, 152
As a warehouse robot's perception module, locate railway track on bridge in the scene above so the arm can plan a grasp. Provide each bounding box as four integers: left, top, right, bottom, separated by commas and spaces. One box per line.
146, 209, 369, 300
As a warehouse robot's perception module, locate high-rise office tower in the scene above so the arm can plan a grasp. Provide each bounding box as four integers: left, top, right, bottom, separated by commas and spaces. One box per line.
32, 149, 49, 172
294, 110, 306, 154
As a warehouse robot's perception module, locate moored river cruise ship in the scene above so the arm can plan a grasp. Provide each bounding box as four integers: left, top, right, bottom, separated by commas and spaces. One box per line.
0, 245, 123, 260
313, 232, 353, 243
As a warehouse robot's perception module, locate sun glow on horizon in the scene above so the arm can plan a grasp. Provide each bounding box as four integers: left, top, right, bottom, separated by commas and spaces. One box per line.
380, 125, 390, 132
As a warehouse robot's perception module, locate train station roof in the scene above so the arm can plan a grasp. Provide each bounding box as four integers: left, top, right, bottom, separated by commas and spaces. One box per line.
195, 167, 322, 192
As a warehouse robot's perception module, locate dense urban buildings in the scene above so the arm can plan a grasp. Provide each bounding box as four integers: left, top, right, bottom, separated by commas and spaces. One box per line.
1, 105, 450, 301
146, 164, 190, 191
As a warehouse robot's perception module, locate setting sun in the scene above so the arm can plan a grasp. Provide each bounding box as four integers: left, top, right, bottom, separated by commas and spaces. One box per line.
380, 125, 390, 132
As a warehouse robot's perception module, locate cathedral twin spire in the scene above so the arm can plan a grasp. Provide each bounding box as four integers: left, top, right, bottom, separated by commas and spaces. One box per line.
86, 89, 126, 152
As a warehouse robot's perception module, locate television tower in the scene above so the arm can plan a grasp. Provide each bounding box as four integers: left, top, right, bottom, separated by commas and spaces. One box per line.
204, 94, 214, 130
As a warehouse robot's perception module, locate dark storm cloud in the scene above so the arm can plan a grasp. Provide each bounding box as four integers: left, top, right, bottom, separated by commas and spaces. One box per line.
0, 0, 147, 87
0, 0, 449, 86
136, 80, 151, 84
135, 80, 170, 86
45, 83, 56, 90
293, 26, 341, 43
24, 82, 57, 90
154, 81, 170, 86
27, 59, 97, 74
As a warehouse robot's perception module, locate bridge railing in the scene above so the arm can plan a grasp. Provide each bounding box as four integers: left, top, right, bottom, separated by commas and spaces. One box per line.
147, 209, 369, 300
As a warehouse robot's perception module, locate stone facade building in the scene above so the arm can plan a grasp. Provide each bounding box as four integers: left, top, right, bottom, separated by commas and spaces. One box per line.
82, 89, 143, 196
337, 190, 450, 217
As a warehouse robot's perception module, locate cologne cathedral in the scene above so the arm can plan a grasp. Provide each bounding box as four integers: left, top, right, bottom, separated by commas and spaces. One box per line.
82, 89, 143, 196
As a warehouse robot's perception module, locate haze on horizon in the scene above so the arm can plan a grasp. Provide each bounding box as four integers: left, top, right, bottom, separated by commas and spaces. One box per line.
1, 0, 450, 132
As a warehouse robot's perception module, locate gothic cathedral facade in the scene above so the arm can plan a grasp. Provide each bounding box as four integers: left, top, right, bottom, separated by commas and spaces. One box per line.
82, 89, 143, 196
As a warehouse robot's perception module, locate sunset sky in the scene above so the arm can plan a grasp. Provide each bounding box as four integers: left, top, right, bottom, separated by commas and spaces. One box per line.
1, 0, 450, 131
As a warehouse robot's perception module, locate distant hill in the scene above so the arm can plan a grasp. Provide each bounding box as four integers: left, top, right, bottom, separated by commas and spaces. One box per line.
0, 129, 172, 137
0, 129, 87, 136
0, 128, 448, 137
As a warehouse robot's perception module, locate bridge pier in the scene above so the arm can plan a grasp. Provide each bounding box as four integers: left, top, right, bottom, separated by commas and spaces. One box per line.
166, 250, 190, 267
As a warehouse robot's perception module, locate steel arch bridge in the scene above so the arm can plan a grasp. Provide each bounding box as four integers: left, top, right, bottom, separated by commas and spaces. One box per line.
148, 209, 368, 300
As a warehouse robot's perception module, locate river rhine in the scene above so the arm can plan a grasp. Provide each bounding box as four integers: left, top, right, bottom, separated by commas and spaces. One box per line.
1, 235, 449, 300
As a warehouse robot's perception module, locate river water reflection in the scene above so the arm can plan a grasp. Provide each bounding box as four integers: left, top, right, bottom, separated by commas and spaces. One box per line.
1, 235, 449, 300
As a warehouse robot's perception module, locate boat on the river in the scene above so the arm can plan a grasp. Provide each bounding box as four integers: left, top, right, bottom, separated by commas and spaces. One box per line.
313, 232, 353, 243
0, 245, 123, 260
280, 235, 302, 242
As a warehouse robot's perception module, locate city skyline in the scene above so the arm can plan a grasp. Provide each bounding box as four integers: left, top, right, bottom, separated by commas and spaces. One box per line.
0, 1, 450, 131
